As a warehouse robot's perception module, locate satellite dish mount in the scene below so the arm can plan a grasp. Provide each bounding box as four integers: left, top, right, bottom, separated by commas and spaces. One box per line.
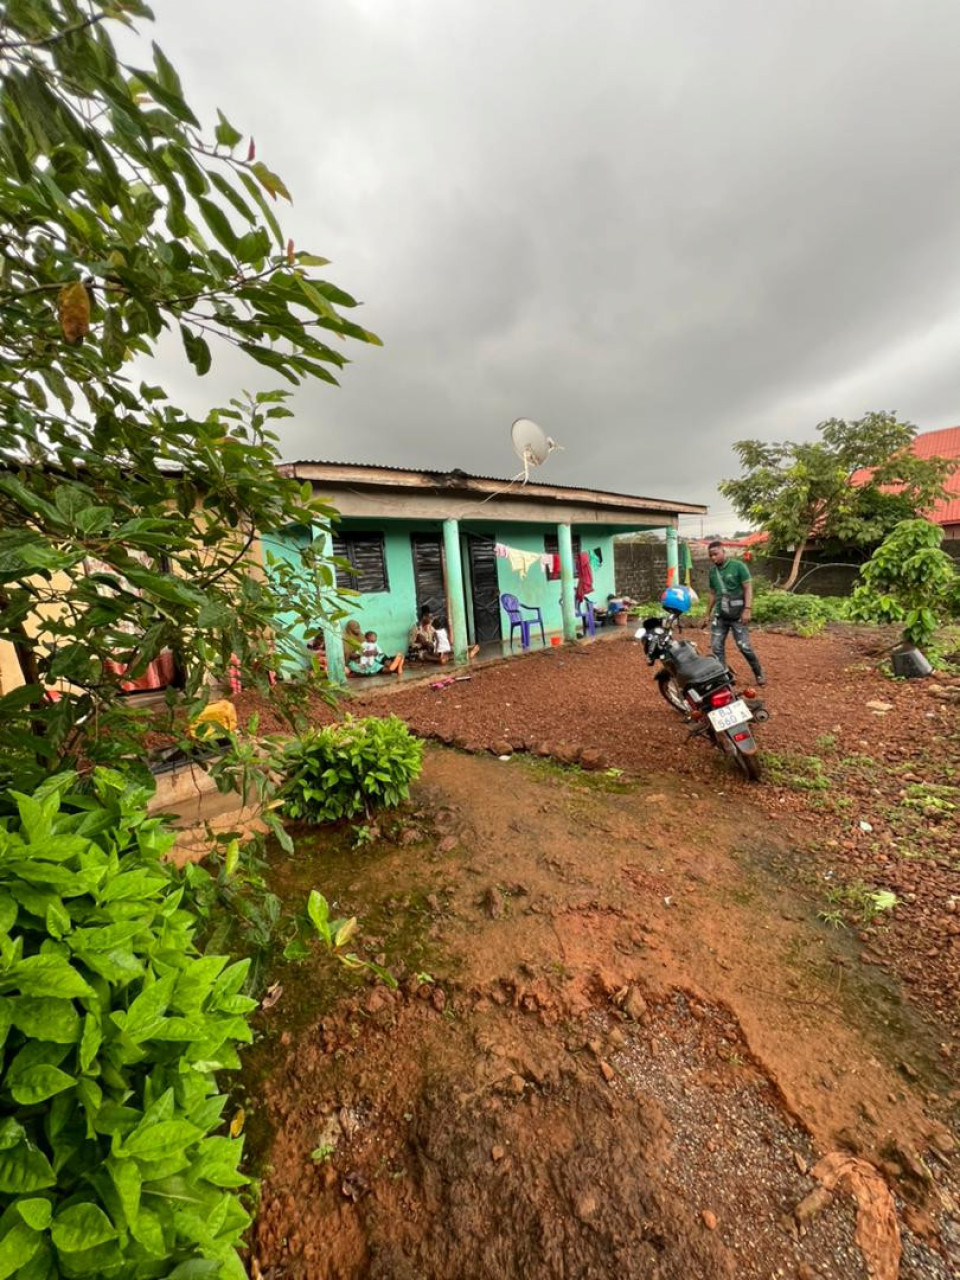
511, 418, 562, 483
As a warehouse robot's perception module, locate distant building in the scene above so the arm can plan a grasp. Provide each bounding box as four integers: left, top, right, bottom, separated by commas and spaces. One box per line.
849, 425, 960, 540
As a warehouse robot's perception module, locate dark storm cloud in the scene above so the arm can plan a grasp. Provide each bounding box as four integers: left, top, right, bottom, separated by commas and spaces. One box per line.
148, 0, 960, 526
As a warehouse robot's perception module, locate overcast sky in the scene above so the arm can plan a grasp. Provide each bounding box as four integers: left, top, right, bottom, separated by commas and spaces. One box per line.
147, 0, 960, 534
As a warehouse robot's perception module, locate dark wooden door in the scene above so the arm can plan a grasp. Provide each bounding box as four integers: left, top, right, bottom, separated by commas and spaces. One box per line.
411, 535, 446, 621
467, 536, 502, 643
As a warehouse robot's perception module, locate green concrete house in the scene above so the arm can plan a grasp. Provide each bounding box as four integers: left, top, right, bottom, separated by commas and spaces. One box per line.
268, 461, 705, 682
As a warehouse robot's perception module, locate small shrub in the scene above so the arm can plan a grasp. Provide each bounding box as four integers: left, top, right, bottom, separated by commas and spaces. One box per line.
0, 770, 254, 1278
281, 890, 397, 987
750, 590, 852, 634
280, 716, 424, 824
850, 518, 959, 649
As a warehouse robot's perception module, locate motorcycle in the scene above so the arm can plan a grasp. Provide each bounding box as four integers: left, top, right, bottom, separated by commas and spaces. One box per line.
636, 590, 768, 781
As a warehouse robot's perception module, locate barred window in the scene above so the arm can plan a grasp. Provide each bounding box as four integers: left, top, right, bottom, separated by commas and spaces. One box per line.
332, 533, 388, 593
543, 533, 582, 580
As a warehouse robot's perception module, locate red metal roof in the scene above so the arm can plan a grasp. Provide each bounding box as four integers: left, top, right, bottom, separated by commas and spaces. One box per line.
849, 426, 960, 526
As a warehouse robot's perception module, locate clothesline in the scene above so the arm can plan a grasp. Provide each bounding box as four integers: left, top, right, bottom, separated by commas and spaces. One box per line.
493, 541, 604, 581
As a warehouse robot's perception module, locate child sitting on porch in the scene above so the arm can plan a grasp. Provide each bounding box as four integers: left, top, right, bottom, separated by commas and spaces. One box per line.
407, 608, 447, 664
349, 631, 404, 677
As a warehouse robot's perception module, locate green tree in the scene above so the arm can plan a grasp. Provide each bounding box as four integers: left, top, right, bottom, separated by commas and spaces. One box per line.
719, 411, 954, 589
850, 518, 959, 651
0, 0, 379, 786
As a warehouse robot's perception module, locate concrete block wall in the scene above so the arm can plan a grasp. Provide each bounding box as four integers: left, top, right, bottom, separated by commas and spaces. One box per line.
614, 541, 711, 601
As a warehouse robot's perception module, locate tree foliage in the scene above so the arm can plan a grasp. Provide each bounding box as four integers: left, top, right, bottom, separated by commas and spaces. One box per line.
719, 412, 955, 588
850, 519, 959, 650
0, 0, 378, 784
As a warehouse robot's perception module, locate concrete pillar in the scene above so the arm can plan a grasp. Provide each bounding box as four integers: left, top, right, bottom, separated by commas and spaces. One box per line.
665, 526, 679, 589
314, 523, 346, 685
558, 523, 577, 643
442, 518, 469, 664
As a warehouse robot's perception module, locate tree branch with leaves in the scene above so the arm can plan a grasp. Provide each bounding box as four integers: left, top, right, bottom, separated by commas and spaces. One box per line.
0, 0, 377, 786
719, 412, 955, 589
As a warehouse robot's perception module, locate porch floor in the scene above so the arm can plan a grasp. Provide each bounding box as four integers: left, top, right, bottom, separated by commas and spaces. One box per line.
341, 622, 629, 695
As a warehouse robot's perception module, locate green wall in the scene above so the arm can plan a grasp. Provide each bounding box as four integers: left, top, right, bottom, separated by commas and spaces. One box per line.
267, 519, 633, 666
330, 519, 440, 659
490, 524, 616, 637
260, 525, 313, 669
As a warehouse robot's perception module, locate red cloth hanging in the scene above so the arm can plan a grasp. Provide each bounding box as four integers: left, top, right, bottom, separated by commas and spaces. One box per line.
575, 552, 593, 603
104, 651, 176, 692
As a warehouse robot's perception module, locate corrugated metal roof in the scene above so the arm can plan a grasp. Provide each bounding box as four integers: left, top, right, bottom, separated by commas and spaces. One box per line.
849, 426, 960, 526
284, 458, 706, 513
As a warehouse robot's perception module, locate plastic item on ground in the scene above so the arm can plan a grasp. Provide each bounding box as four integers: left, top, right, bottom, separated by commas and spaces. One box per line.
190, 699, 238, 739
891, 646, 932, 679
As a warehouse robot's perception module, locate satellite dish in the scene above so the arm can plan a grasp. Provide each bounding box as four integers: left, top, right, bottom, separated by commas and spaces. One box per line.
511, 418, 562, 482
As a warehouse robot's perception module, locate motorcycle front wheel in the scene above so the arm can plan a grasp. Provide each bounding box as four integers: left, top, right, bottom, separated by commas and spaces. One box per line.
656, 671, 688, 715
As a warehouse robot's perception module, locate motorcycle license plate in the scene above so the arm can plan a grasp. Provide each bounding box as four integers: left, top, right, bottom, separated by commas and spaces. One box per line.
707, 699, 753, 732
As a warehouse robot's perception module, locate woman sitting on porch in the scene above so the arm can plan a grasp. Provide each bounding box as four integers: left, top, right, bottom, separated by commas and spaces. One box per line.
348, 631, 404, 678
407, 607, 447, 664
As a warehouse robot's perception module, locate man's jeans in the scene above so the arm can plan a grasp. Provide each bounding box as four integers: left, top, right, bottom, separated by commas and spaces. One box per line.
711, 618, 763, 680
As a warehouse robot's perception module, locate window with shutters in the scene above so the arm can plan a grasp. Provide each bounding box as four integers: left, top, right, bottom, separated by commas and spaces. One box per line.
543, 533, 582, 580
332, 533, 388, 593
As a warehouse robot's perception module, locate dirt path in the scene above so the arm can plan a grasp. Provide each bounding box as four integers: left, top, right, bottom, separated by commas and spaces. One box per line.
243, 749, 958, 1279
340, 627, 959, 1035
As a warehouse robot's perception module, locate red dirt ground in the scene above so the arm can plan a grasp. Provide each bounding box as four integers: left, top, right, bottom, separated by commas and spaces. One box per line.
325, 627, 959, 1033
232, 626, 959, 1278
242, 747, 958, 1280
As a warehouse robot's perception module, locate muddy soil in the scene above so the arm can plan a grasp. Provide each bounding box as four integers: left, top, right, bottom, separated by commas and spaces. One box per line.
341, 628, 960, 1035
243, 749, 959, 1280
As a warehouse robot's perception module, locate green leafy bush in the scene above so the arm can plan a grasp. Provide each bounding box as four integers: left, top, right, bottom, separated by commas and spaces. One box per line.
0, 771, 253, 1279
749, 589, 853, 634
634, 583, 852, 634
850, 519, 960, 649
280, 716, 424, 824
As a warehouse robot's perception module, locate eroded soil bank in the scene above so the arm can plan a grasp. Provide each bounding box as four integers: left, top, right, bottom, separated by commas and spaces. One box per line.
243, 748, 958, 1279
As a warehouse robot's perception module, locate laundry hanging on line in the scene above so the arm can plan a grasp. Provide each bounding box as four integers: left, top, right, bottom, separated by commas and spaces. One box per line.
679, 538, 694, 587
493, 541, 603, 583
505, 546, 542, 579
495, 541, 550, 579
575, 551, 594, 603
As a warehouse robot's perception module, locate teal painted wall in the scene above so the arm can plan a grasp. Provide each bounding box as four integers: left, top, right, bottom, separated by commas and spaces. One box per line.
334, 520, 428, 658
492, 524, 616, 636
261, 525, 313, 670
266, 519, 628, 665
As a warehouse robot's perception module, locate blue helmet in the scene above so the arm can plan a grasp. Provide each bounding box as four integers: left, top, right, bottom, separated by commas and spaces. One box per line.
661, 585, 694, 614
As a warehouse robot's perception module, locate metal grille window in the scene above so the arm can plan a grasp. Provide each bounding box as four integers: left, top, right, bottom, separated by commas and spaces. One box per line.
332, 533, 388, 593
543, 533, 582, 580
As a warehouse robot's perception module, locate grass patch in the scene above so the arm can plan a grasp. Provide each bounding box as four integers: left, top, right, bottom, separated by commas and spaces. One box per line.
818, 881, 898, 929
763, 751, 831, 791
518, 754, 636, 793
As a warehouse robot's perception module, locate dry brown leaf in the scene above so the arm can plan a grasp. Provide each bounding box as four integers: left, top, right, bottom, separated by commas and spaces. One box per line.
261, 982, 283, 1011
57, 281, 90, 345
812, 1151, 901, 1280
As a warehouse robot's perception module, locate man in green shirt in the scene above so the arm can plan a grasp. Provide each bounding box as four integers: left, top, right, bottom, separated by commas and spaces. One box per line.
704, 541, 765, 685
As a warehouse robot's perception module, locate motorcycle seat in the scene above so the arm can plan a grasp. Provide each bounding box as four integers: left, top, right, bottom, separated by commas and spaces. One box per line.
672, 650, 727, 684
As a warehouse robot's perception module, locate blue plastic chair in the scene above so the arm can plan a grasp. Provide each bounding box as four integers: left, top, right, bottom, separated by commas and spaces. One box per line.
559, 595, 596, 637
500, 593, 545, 650
579, 597, 596, 637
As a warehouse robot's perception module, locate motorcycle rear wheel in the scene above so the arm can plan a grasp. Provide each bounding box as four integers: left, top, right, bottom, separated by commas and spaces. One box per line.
734, 748, 762, 782
656, 671, 688, 715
